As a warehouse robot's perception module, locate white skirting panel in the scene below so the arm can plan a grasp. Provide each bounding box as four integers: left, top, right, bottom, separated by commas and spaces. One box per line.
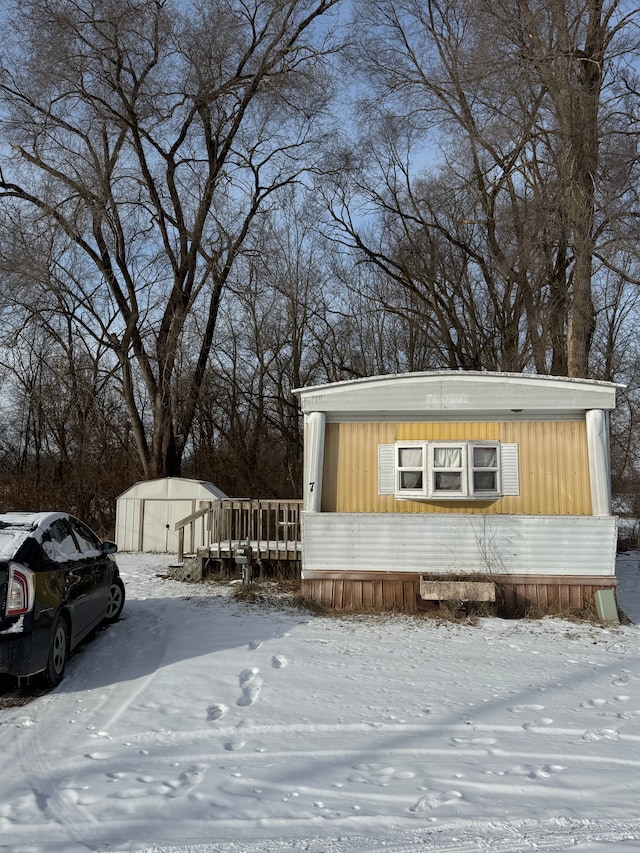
301, 513, 618, 577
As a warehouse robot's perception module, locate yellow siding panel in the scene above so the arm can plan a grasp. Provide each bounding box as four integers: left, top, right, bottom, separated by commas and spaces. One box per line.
396, 423, 500, 441
322, 422, 396, 513
500, 420, 591, 515
322, 420, 592, 516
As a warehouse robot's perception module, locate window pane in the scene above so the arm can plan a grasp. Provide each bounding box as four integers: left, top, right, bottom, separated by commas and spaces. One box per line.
400, 471, 423, 490
435, 472, 462, 491
398, 447, 423, 467
43, 520, 77, 559
474, 447, 497, 467
434, 447, 462, 468
474, 471, 497, 491
69, 518, 101, 553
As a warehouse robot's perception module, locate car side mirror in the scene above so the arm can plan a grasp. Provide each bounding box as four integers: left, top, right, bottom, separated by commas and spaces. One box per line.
101, 540, 118, 555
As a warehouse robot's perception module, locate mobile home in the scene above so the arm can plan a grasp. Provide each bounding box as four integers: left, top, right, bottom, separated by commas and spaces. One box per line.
293, 372, 620, 615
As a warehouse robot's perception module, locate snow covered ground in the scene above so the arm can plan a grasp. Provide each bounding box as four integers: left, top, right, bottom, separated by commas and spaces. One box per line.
1, 551, 640, 853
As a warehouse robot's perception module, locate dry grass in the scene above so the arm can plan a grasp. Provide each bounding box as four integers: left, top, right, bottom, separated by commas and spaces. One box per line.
417, 599, 498, 625
521, 597, 625, 626
232, 579, 304, 608
226, 576, 622, 626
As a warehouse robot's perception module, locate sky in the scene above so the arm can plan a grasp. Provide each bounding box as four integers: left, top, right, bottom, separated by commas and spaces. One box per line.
1, 550, 640, 852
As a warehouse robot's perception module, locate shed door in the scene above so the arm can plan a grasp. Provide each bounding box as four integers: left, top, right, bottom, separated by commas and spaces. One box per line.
142, 500, 194, 553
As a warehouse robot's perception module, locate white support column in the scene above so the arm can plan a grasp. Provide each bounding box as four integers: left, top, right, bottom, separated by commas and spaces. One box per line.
304, 411, 326, 513
586, 409, 612, 516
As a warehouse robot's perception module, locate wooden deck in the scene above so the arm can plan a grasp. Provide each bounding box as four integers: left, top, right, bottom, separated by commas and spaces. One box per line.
176, 499, 302, 574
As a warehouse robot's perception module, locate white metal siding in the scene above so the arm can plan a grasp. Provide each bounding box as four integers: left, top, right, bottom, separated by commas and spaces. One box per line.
301, 513, 617, 577
115, 498, 141, 552
142, 499, 194, 553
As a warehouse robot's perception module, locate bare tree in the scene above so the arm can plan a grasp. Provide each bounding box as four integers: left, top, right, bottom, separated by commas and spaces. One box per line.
327, 0, 639, 377
186, 188, 339, 496
0, 218, 136, 528
0, 0, 341, 478
515, 0, 636, 375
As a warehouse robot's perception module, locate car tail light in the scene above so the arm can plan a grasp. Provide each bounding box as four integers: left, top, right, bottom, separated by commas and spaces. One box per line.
6, 563, 35, 616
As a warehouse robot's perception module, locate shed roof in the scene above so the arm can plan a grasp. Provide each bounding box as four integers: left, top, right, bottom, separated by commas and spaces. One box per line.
293, 371, 621, 420
117, 477, 227, 501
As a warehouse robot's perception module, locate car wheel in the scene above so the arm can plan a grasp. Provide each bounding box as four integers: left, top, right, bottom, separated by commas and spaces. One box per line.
103, 577, 125, 623
42, 615, 68, 688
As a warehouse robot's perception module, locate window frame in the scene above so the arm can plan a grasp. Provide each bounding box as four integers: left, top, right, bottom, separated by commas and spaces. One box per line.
469, 443, 502, 498
429, 442, 469, 498
395, 441, 428, 499
394, 440, 502, 501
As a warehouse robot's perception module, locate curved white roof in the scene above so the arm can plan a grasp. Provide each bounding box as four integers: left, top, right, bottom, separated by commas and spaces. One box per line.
293, 371, 621, 420
117, 477, 227, 501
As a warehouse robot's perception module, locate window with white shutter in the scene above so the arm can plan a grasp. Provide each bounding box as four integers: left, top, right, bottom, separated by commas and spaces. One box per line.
381, 440, 518, 500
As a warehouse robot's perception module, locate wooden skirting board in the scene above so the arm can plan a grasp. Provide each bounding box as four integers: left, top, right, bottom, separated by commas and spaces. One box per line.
300, 572, 617, 617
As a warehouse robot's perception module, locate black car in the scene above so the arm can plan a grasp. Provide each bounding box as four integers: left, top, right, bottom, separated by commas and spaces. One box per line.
0, 511, 125, 687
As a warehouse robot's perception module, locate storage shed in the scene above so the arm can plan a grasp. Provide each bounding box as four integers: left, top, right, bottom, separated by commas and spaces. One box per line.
293, 371, 621, 616
115, 477, 227, 553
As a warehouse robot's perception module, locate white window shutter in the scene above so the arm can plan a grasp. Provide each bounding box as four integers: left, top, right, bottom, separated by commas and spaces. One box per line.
501, 443, 520, 495
378, 444, 395, 494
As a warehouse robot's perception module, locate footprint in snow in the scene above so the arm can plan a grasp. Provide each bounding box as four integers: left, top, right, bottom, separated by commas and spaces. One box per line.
238, 668, 262, 706
580, 698, 608, 709
165, 763, 208, 798
485, 763, 565, 780
522, 718, 554, 730
451, 736, 496, 746
612, 674, 631, 686
527, 764, 566, 780
508, 704, 545, 713
617, 709, 640, 719
271, 655, 287, 668
206, 704, 227, 721
240, 667, 259, 684
348, 763, 415, 787
410, 790, 463, 811
582, 727, 619, 742
249, 640, 262, 650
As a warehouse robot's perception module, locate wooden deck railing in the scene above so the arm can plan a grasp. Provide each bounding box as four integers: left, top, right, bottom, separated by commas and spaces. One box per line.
175, 499, 302, 563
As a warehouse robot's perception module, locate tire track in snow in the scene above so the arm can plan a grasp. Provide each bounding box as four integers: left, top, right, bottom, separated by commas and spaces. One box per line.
48, 816, 640, 852
6, 602, 172, 847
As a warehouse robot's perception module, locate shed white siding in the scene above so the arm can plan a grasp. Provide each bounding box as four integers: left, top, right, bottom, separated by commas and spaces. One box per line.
115, 477, 227, 553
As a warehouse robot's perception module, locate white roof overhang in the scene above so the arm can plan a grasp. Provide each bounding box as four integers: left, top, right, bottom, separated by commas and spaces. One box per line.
292, 372, 621, 421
